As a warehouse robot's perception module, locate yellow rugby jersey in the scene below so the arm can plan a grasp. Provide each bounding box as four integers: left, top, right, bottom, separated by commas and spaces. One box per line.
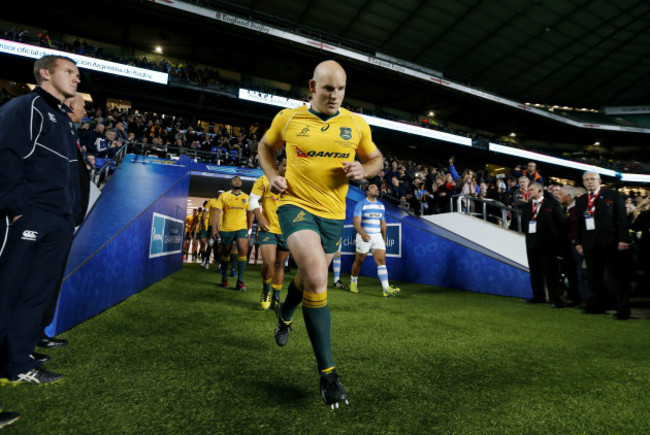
215, 191, 250, 232
265, 105, 377, 219
203, 197, 219, 229
250, 175, 282, 234
191, 214, 200, 231
185, 214, 193, 232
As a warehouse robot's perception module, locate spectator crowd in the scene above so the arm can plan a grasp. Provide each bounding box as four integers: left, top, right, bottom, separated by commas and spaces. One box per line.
1, 28, 649, 320
1, 25, 648, 177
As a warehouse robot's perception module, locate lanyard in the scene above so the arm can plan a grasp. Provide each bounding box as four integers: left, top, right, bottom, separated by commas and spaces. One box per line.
531, 199, 543, 220
587, 191, 600, 215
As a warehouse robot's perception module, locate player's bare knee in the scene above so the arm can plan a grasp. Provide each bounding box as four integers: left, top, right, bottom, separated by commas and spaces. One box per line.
300, 270, 328, 293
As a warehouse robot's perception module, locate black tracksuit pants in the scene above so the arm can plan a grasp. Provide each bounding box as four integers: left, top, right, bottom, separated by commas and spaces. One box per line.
0, 208, 74, 379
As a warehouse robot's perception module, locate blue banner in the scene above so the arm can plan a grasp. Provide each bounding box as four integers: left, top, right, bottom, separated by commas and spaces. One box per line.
205, 165, 264, 177
149, 213, 184, 258
341, 223, 402, 257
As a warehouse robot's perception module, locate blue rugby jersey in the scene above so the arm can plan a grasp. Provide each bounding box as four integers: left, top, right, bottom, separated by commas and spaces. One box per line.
353, 197, 385, 235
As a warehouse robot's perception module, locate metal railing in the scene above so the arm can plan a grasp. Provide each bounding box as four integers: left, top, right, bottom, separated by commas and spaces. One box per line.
91, 143, 128, 187
450, 194, 522, 232
133, 143, 250, 166
88, 141, 252, 188
379, 192, 415, 214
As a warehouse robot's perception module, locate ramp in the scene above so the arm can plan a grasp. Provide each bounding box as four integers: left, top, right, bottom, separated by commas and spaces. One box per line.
423, 212, 528, 270
340, 189, 532, 299
47, 156, 190, 335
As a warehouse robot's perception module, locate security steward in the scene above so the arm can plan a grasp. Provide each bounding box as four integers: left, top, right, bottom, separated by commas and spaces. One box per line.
0, 55, 88, 385
522, 182, 566, 307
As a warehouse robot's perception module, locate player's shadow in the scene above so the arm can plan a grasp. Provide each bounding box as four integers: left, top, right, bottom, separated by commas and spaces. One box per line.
254, 379, 309, 403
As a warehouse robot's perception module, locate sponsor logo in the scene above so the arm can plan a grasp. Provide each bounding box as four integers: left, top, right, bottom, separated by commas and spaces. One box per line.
199, 167, 264, 177
147, 159, 177, 166
263, 236, 270, 242
295, 147, 351, 159
296, 146, 309, 158
339, 127, 352, 140
306, 150, 350, 158
293, 211, 307, 223
321, 124, 330, 132
297, 127, 310, 137
149, 213, 184, 258
48, 113, 57, 123
341, 223, 401, 257
21, 230, 38, 241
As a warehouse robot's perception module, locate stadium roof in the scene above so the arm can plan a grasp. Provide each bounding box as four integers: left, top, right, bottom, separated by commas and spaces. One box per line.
203, 0, 650, 110
3, 0, 650, 152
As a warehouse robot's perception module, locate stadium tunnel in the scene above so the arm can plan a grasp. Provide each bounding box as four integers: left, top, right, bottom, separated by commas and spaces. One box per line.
47, 154, 532, 337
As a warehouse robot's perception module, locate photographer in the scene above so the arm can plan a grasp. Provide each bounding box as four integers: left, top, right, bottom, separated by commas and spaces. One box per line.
508, 175, 530, 232
511, 161, 544, 185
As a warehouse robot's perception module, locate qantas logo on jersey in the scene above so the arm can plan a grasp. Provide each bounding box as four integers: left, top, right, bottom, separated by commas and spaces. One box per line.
295, 146, 350, 159
307, 150, 350, 158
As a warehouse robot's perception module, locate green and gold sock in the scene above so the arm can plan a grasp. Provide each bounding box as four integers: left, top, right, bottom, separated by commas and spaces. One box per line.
280, 277, 303, 322
220, 256, 229, 281
262, 278, 273, 294
230, 253, 237, 269
237, 256, 248, 281
272, 283, 282, 300
302, 290, 335, 372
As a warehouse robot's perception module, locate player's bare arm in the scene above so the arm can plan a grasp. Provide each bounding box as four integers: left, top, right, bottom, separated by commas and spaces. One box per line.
342, 148, 383, 181
211, 208, 222, 238
258, 135, 287, 194
353, 215, 371, 242
252, 208, 270, 232
247, 210, 254, 233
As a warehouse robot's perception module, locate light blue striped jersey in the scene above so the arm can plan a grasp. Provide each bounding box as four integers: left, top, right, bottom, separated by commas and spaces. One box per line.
353, 198, 385, 234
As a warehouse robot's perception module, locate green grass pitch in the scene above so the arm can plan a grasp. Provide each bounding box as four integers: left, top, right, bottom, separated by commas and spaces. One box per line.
2, 263, 650, 434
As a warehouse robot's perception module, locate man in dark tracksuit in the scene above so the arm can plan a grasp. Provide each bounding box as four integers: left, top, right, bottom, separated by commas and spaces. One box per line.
522, 182, 566, 307
0, 55, 85, 384
37, 92, 90, 353
575, 172, 631, 319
